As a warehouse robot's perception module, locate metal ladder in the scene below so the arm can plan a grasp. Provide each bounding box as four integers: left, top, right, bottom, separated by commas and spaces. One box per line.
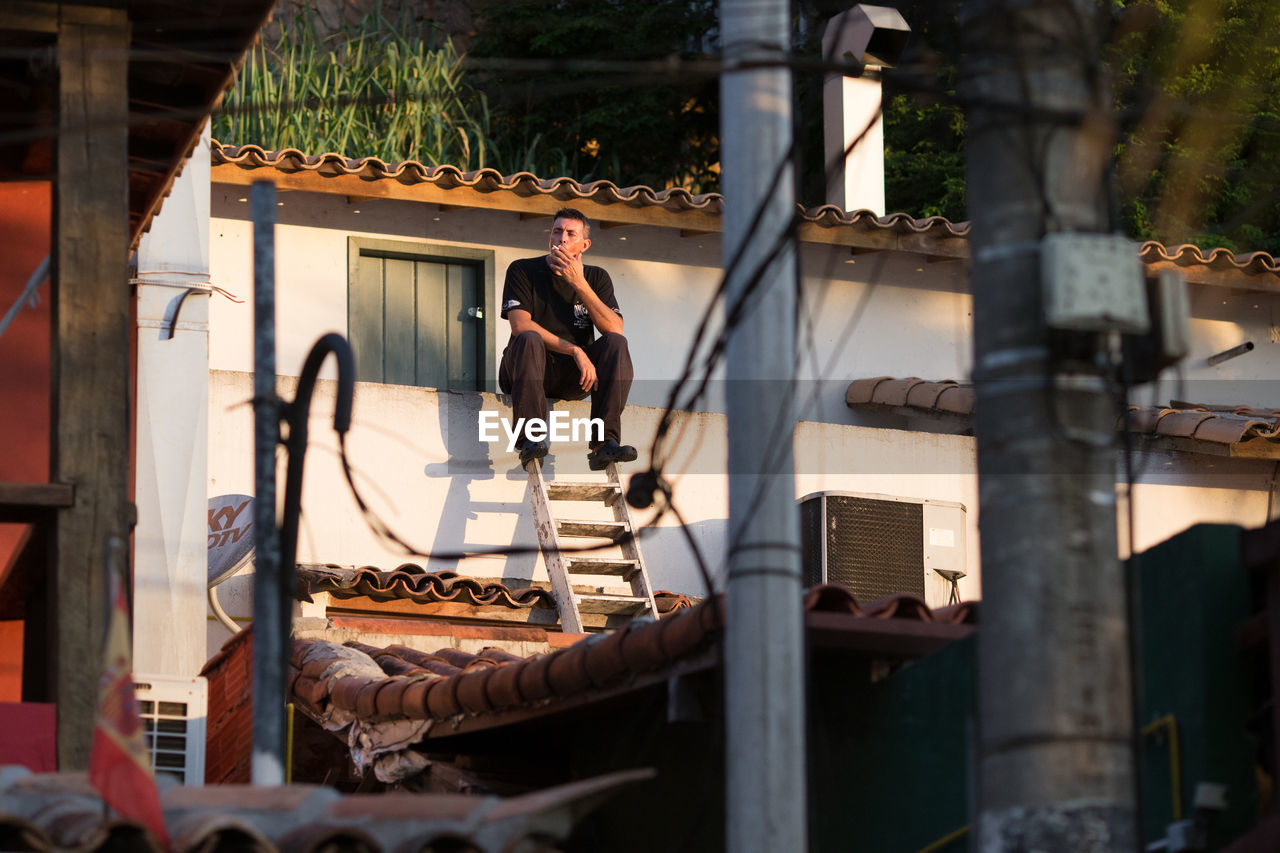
525, 459, 659, 633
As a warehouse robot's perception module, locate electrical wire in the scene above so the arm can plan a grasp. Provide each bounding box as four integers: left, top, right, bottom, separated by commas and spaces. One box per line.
242, 30, 884, 601
201, 2, 1205, 598
637, 84, 898, 578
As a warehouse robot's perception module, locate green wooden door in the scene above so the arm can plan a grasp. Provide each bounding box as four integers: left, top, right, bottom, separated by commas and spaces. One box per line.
350, 253, 481, 390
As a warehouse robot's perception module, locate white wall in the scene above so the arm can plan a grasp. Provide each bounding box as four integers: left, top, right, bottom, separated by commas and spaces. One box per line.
203, 184, 1280, 651
209, 186, 973, 423
206, 367, 1277, 652
132, 123, 212, 676
206, 369, 982, 651
211, 185, 1280, 416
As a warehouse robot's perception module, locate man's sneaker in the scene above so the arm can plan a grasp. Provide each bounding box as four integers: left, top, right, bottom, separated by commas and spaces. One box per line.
519, 439, 550, 465
587, 439, 638, 471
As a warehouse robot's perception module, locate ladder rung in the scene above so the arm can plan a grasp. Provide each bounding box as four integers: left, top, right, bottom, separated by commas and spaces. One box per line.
546, 481, 621, 503
574, 594, 651, 615
558, 520, 629, 541
566, 557, 639, 577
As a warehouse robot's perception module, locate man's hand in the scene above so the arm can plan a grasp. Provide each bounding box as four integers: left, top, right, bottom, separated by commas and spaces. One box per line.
548, 244, 588, 292
572, 346, 598, 392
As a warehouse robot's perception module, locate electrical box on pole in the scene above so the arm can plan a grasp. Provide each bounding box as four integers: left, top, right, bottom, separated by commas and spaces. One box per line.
1042, 233, 1149, 334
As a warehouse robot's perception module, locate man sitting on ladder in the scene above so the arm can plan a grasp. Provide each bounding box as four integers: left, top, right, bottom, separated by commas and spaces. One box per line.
499, 207, 638, 469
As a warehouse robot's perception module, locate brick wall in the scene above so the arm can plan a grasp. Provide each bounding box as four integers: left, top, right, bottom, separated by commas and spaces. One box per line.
200, 626, 253, 784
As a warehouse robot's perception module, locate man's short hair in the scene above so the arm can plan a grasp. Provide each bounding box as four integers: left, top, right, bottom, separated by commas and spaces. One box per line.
553, 207, 590, 238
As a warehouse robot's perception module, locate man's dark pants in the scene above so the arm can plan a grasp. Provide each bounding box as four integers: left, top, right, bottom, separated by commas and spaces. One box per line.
498, 330, 633, 446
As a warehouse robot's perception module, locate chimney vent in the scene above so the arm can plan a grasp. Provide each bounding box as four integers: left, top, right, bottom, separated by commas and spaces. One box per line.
821, 5, 911, 215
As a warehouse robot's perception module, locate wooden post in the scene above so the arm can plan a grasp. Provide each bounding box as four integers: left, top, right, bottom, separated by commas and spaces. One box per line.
52, 6, 131, 770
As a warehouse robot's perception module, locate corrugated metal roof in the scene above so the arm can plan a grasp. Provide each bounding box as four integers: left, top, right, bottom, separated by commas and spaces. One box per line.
0, 764, 649, 853
846, 376, 1280, 453
209, 141, 1280, 282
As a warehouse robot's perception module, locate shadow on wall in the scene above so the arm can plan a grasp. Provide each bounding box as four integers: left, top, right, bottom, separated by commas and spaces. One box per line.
425, 390, 540, 578
642, 516, 726, 596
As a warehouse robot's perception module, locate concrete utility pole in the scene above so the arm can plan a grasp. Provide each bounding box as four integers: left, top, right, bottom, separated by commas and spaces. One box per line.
250, 180, 285, 786
961, 1, 1137, 849
719, 0, 807, 850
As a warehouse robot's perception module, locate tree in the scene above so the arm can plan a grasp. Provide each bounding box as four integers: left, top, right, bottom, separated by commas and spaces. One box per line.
1110, 0, 1280, 253
794, 0, 1280, 252
467, 0, 720, 191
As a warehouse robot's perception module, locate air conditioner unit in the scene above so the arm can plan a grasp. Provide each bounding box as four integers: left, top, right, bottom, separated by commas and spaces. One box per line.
799, 491, 966, 608
133, 674, 207, 786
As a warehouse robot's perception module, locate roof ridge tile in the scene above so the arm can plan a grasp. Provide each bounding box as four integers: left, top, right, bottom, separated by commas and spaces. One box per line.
212, 141, 1279, 269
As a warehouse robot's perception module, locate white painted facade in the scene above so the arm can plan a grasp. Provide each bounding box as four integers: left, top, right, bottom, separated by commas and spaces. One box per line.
132, 124, 213, 678
188, 181, 1280, 657
205, 372, 982, 652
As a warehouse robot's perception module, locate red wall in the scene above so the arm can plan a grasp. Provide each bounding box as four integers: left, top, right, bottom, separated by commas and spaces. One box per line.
0, 182, 52, 700
0, 622, 21, 702
0, 182, 52, 484
0, 701, 55, 771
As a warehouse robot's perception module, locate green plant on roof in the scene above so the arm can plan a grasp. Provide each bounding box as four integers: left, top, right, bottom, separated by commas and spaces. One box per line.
213, 2, 493, 169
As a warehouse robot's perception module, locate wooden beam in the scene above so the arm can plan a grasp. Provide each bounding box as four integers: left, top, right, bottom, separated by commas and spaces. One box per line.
0, 482, 75, 523
0, 2, 122, 33
0, 1, 57, 32
323, 590, 638, 630
806, 610, 974, 658
53, 8, 131, 771
328, 594, 558, 624
1122, 433, 1280, 460
1143, 260, 1280, 293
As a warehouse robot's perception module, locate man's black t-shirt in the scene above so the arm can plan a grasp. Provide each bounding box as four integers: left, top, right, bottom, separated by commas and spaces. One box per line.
500, 256, 622, 348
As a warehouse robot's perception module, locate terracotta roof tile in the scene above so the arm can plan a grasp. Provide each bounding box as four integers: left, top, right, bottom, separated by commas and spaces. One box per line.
210, 143, 968, 244
1138, 242, 1280, 276
210, 142, 1280, 280
846, 377, 1280, 453
0, 766, 652, 853
936, 385, 977, 415
297, 565, 693, 617
289, 587, 973, 742
1151, 409, 1217, 438
845, 376, 895, 406
297, 565, 555, 608
868, 377, 920, 407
